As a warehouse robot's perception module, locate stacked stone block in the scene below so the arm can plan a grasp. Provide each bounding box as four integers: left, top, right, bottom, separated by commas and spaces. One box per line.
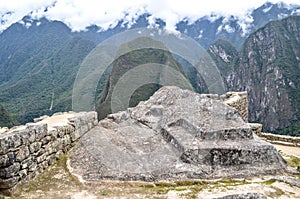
0, 111, 98, 195
221, 91, 248, 122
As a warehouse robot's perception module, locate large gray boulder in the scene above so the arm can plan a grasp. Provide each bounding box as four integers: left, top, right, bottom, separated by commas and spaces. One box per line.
69, 86, 286, 181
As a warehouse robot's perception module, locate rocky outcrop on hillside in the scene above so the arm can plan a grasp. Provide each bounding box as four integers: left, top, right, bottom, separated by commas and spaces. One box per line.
69, 86, 286, 181
208, 39, 238, 91
210, 16, 300, 135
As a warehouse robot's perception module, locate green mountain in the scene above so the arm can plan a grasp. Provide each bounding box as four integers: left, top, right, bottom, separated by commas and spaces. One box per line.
0, 18, 96, 123
96, 37, 192, 119
0, 103, 17, 128
209, 16, 300, 136
0, 14, 300, 137
0, 17, 195, 124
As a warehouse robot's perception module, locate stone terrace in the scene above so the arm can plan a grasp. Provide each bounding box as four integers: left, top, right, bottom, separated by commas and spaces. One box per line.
68, 86, 286, 181
0, 111, 98, 195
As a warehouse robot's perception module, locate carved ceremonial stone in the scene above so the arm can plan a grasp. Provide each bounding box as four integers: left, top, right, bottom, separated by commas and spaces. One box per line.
69, 86, 286, 181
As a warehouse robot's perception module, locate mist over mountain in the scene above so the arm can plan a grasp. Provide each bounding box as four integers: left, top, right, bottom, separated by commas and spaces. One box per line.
0, 2, 299, 136
177, 2, 300, 48
2, 2, 297, 49
72, 2, 300, 49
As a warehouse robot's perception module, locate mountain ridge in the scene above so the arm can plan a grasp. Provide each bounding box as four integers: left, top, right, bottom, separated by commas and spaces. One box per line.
209, 15, 300, 136
6, 2, 298, 50
0, 4, 299, 136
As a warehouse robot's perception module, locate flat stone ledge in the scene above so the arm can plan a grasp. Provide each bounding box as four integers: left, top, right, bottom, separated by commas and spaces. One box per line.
260, 133, 300, 146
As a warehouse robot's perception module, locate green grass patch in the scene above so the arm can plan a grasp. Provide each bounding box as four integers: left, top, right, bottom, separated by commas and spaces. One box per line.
286, 155, 300, 168
175, 180, 207, 187
270, 186, 285, 197
100, 189, 109, 196
262, 179, 276, 185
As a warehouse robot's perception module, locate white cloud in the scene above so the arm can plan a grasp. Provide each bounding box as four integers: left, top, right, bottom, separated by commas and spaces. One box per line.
224, 25, 235, 33
0, 0, 56, 30
0, 0, 299, 32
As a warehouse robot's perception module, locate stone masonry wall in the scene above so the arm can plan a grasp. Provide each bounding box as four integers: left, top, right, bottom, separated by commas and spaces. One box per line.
220, 92, 300, 144
0, 111, 98, 195
221, 91, 248, 122
260, 133, 300, 147
1, 90, 292, 195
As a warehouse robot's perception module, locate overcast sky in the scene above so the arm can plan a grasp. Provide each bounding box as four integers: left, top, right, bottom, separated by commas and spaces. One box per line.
0, 0, 299, 31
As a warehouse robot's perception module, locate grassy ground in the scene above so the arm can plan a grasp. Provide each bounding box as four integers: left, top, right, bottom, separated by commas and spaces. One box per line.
0, 144, 296, 198
5, 151, 298, 199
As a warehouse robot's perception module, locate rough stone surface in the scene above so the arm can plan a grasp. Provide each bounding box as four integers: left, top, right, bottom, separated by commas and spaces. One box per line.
214, 193, 262, 199
221, 91, 248, 122
248, 123, 262, 136
69, 86, 286, 181
0, 111, 97, 195
0, 128, 8, 134
274, 176, 300, 188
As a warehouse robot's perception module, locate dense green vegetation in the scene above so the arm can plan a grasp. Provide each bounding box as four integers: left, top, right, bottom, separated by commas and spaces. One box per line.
275, 122, 300, 137
0, 103, 17, 128
0, 18, 96, 124
253, 16, 300, 136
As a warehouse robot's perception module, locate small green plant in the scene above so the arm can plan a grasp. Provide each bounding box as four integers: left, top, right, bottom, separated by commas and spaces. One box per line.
262, 179, 276, 185
154, 181, 176, 187
286, 155, 300, 168
101, 189, 109, 196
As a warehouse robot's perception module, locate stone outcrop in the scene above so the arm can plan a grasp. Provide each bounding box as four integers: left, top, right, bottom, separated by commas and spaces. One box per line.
214, 193, 262, 199
221, 91, 248, 122
0, 128, 9, 134
0, 111, 98, 195
248, 123, 263, 136
69, 86, 286, 181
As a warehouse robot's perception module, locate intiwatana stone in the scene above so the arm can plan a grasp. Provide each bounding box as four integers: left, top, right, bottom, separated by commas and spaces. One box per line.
69, 86, 286, 181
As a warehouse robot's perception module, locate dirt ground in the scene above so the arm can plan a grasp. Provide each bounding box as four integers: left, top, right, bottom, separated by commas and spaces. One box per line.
4, 144, 298, 199
274, 144, 300, 158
